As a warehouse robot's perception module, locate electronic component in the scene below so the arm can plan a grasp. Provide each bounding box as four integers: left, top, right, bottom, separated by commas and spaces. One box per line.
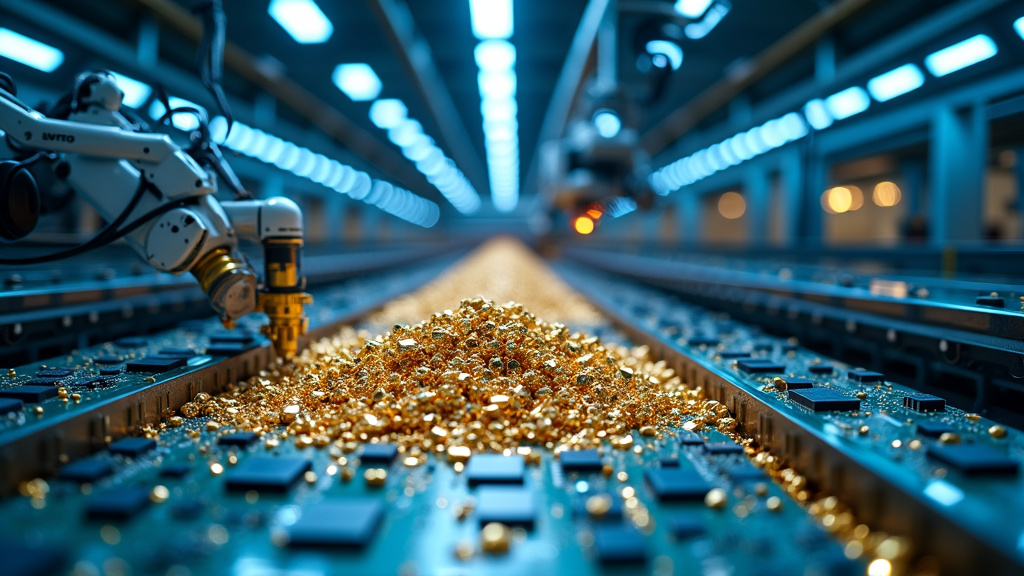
476, 487, 536, 527
223, 457, 311, 492
287, 499, 385, 547
678, 431, 704, 445
703, 442, 745, 455
668, 514, 705, 538
360, 443, 399, 464
85, 488, 151, 520
926, 445, 1019, 476
592, 525, 647, 564
559, 449, 603, 472
917, 422, 956, 438
466, 454, 525, 485
217, 432, 259, 448
848, 369, 885, 383
0, 385, 58, 403
904, 393, 946, 412
788, 388, 860, 412
644, 469, 712, 501
0, 398, 24, 415
57, 459, 114, 483
781, 378, 813, 390
736, 359, 786, 374
808, 364, 834, 375
107, 437, 157, 458
159, 464, 192, 478
125, 357, 188, 373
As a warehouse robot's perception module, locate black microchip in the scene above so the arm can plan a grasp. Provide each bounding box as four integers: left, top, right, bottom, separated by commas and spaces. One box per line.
727, 463, 767, 483
926, 444, 1019, 476
114, 337, 148, 348
687, 335, 719, 346
466, 454, 525, 485
782, 378, 814, 390
287, 499, 385, 547
0, 397, 24, 415
158, 347, 197, 358
108, 437, 157, 458
99, 366, 124, 376
360, 443, 399, 464
644, 469, 712, 502
0, 385, 58, 403
160, 463, 192, 478
736, 359, 786, 374
205, 342, 258, 356
37, 368, 74, 378
476, 486, 536, 527
559, 449, 603, 472
903, 394, 945, 412
975, 295, 1004, 308
592, 525, 647, 564
0, 541, 69, 576
678, 430, 704, 445
789, 388, 860, 412
659, 457, 680, 467
917, 422, 955, 438
848, 369, 885, 383
573, 493, 623, 520
58, 459, 114, 483
209, 330, 257, 343
71, 377, 112, 390
93, 355, 122, 365
808, 364, 834, 374
752, 340, 775, 351
125, 356, 187, 373
719, 350, 751, 359
668, 513, 706, 538
703, 442, 745, 455
85, 487, 151, 519
218, 432, 259, 447
224, 457, 311, 492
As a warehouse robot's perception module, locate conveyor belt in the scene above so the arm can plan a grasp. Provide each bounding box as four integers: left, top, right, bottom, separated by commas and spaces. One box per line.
2, 239, 1022, 576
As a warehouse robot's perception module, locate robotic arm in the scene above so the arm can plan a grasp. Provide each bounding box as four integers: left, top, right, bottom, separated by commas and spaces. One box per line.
0, 71, 311, 358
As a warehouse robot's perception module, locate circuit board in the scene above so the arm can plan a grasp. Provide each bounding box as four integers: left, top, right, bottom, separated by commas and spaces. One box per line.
0, 313, 860, 576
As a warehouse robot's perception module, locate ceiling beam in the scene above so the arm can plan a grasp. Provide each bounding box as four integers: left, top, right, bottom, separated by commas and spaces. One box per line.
127, 0, 435, 196
366, 0, 489, 197
524, 0, 611, 201
641, 0, 877, 155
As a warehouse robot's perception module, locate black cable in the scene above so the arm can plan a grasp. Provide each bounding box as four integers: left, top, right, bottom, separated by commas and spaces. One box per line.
0, 175, 155, 265
193, 0, 233, 137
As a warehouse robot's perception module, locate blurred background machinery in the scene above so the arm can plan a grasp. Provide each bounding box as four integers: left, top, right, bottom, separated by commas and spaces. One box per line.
1, 1, 1023, 575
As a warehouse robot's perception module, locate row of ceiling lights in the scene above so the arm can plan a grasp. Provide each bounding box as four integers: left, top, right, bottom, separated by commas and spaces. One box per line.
470, 0, 520, 213
649, 20, 1022, 198
269, 0, 481, 215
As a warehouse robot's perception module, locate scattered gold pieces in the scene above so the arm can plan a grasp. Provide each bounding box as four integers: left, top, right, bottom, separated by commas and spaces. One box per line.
766, 496, 782, 512
705, 488, 728, 509
304, 471, 318, 484
364, 468, 388, 487
150, 485, 170, 503
481, 522, 512, 554
585, 494, 613, 518
989, 425, 1007, 439
965, 413, 981, 422
209, 462, 224, 475
71, 393, 81, 402
340, 467, 355, 482
858, 425, 870, 435
454, 540, 475, 561
938, 432, 961, 445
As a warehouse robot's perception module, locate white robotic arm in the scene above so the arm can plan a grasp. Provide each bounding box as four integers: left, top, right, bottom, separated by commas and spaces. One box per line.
0, 71, 311, 358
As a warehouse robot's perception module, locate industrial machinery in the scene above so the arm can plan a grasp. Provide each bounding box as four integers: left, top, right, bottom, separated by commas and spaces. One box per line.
0, 70, 311, 359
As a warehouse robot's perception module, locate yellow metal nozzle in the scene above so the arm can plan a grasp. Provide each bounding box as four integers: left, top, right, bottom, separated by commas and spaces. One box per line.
259, 290, 313, 359
190, 248, 259, 322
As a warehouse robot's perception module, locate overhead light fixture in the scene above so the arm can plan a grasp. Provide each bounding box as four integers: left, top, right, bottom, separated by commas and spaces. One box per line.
924, 34, 998, 77
645, 40, 683, 70
369, 99, 408, 129
803, 98, 833, 130
109, 72, 152, 109
268, 0, 333, 44
674, 0, 713, 19
0, 28, 64, 72
469, 0, 514, 40
867, 63, 925, 102
685, 1, 730, 40
824, 86, 870, 120
475, 40, 516, 70
1015, 16, 1024, 41
332, 63, 382, 102
593, 111, 622, 138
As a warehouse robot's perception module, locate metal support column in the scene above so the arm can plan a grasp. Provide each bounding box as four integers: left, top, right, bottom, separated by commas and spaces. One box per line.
929, 104, 987, 245
745, 164, 770, 243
